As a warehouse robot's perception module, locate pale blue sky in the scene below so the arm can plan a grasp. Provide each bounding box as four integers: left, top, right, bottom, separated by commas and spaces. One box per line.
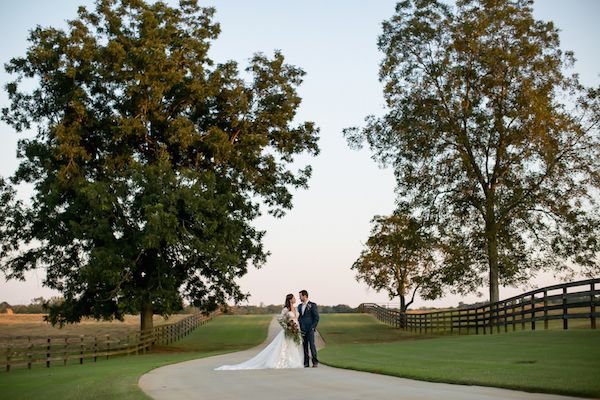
0, 1, 598, 307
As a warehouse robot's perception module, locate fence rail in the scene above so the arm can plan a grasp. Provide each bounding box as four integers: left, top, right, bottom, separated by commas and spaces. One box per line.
360, 278, 599, 335
1, 313, 212, 372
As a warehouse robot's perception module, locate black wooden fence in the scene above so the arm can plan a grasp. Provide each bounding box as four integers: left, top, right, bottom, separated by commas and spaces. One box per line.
1, 313, 212, 372
360, 278, 599, 334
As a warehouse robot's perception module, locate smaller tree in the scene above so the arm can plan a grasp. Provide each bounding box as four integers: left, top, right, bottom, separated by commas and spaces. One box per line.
352, 211, 441, 315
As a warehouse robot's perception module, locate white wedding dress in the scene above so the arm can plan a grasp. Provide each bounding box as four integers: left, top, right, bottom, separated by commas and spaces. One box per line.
215, 307, 304, 370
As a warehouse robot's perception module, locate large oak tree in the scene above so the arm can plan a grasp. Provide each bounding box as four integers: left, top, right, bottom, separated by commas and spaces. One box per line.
346, 0, 600, 302
1, 0, 319, 330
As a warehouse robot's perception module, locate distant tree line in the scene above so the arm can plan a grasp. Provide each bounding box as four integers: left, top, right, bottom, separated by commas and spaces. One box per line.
0, 297, 206, 315
0, 297, 64, 314
225, 304, 357, 315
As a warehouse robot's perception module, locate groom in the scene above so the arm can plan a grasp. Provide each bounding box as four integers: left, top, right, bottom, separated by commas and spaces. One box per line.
298, 290, 320, 368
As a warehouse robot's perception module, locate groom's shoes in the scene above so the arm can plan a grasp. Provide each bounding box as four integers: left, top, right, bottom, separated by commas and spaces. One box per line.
304, 365, 310, 368
312, 364, 318, 368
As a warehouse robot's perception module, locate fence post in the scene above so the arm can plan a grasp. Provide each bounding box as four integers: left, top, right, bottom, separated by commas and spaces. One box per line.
64, 337, 68, 367
495, 302, 500, 334
80, 336, 84, 364
450, 310, 461, 335
46, 338, 51, 368
27, 337, 32, 370
511, 300, 516, 331
531, 294, 536, 331
106, 335, 110, 360
490, 304, 495, 334
94, 336, 98, 362
6, 341, 11, 372
544, 290, 549, 330
591, 282, 596, 329
483, 306, 488, 335
450, 310, 462, 335
136, 332, 140, 355
466, 309, 470, 335
563, 287, 568, 330
521, 299, 526, 331
442, 311, 452, 333
142, 331, 147, 355
504, 301, 508, 333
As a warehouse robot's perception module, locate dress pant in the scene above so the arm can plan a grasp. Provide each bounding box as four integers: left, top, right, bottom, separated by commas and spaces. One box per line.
302, 329, 318, 366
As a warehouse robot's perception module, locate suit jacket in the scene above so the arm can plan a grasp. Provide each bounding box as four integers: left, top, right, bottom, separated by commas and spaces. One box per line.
298, 301, 320, 332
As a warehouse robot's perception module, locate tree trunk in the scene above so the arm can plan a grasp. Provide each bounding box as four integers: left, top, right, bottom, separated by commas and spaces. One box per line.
400, 295, 406, 312
399, 295, 407, 328
140, 300, 154, 332
487, 232, 500, 303
485, 199, 500, 304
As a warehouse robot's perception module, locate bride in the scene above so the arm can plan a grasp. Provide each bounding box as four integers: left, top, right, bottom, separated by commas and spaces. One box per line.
215, 294, 304, 370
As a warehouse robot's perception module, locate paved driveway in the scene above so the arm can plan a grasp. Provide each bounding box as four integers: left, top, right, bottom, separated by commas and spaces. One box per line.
139, 318, 583, 400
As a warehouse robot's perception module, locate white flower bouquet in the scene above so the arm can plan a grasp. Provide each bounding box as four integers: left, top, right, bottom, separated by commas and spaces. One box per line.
277, 312, 302, 345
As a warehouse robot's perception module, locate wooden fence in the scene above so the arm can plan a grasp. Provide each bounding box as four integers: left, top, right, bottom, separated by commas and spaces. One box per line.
360, 278, 599, 335
1, 313, 212, 372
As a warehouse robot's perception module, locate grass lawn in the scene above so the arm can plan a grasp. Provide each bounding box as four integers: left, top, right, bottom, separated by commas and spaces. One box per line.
318, 314, 600, 398
0, 315, 271, 400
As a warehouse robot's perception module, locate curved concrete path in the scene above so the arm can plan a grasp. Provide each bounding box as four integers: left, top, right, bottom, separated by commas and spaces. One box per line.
139, 317, 584, 400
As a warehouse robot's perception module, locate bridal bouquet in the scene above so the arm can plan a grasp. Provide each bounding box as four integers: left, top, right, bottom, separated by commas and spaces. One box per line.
277, 313, 302, 345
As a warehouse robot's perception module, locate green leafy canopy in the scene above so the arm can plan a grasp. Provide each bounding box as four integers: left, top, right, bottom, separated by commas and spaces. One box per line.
1, 0, 319, 328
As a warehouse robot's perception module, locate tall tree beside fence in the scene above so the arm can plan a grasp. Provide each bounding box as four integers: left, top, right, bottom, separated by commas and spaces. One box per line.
0, 0, 319, 332
345, 0, 600, 303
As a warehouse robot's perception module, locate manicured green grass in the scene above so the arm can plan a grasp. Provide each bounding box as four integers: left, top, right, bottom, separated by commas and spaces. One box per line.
162, 314, 271, 352
319, 314, 600, 398
0, 315, 271, 400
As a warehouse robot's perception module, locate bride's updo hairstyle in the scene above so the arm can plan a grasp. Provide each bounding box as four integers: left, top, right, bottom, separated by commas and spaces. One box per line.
284, 294, 294, 310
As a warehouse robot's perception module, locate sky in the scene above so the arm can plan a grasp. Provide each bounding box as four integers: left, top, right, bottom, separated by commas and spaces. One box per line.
0, 1, 599, 308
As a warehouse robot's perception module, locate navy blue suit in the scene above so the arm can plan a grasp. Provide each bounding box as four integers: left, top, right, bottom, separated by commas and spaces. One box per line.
298, 301, 320, 366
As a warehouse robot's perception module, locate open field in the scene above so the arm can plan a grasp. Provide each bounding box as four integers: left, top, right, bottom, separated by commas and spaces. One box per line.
0, 313, 189, 339
318, 314, 600, 398
0, 315, 272, 399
